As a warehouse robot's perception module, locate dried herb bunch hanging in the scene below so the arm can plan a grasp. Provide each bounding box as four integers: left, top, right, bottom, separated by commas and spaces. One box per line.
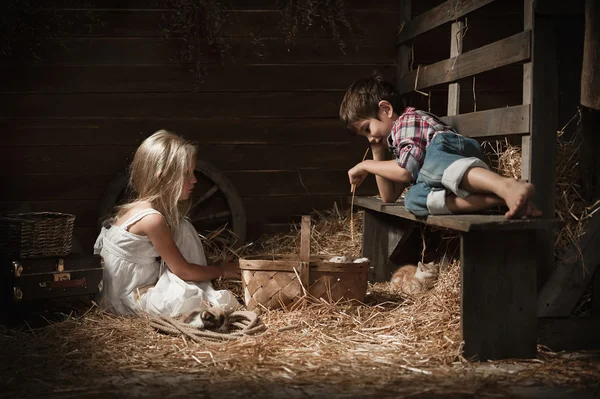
161, 0, 229, 75
277, 0, 353, 54
160, 0, 354, 81
1, 0, 100, 58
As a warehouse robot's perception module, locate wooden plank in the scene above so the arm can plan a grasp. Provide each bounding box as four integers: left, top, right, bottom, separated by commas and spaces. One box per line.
24, 9, 401, 39
29, 0, 405, 10
1, 171, 379, 201
353, 197, 560, 232
397, 31, 531, 95
0, 196, 350, 228
0, 92, 342, 119
395, 1, 411, 92
407, 90, 523, 120
412, 14, 524, 65
0, 64, 396, 93
299, 215, 311, 287
439, 105, 530, 138
538, 212, 600, 317
529, 6, 559, 288
594, 268, 600, 318
361, 210, 418, 282
0, 143, 371, 174
0, 118, 350, 146
0, 37, 395, 65
521, 0, 533, 182
538, 318, 600, 351
396, 0, 496, 44
0, 200, 99, 227
534, 0, 585, 15
447, 20, 465, 116
461, 230, 537, 360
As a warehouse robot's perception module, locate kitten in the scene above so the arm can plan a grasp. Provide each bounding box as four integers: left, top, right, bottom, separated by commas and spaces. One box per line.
181, 307, 230, 332
390, 261, 438, 295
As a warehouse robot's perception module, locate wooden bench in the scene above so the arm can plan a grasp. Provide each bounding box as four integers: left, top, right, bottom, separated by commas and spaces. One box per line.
356, 196, 560, 360
353, 0, 566, 360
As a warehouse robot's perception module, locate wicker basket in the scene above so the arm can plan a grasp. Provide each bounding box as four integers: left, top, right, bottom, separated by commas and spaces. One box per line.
0, 212, 76, 258
240, 254, 369, 311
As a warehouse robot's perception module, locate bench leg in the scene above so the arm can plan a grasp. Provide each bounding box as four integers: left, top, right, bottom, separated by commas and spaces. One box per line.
461, 230, 537, 360
361, 210, 419, 282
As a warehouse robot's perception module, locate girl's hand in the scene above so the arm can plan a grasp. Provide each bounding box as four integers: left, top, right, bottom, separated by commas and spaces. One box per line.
219, 261, 241, 279
348, 162, 369, 189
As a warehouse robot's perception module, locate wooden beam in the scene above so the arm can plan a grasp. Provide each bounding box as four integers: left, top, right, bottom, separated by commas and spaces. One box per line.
529, 2, 559, 288
395, 1, 411, 92
522, 0, 533, 182
440, 105, 530, 138
447, 20, 465, 116
461, 229, 537, 360
535, 0, 585, 15
361, 211, 418, 282
538, 212, 600, 317
538, 318, 600, 351
397, 31, 531, 95
353, 197, 560, 232
396, 0, 496, 45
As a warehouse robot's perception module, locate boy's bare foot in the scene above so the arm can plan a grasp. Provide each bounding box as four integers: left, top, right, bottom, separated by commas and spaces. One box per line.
501, 179, 537, 219
524, 200, 543, 218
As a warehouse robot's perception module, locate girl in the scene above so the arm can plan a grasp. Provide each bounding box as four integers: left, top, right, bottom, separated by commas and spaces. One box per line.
94, 130, 241, 317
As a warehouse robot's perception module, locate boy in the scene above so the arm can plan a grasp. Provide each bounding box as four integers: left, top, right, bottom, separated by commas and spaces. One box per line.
340, 75, 542, 219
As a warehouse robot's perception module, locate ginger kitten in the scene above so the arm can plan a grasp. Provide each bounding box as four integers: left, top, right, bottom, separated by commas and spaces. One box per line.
390, 261, 438, 295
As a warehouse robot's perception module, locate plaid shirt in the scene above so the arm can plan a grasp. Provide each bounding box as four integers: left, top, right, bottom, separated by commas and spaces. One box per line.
387, 107, 457, 181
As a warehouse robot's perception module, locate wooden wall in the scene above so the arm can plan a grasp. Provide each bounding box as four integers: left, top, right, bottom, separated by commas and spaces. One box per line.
0, 0, 404, 251
0, 0, 530, 253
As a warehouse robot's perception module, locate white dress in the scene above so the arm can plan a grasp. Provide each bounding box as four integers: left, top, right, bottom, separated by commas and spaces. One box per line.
93, 209, 240, 317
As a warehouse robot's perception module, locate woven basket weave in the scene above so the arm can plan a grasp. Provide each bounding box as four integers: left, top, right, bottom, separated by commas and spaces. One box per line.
0, 212, 76, 258
240, 254, 369, 311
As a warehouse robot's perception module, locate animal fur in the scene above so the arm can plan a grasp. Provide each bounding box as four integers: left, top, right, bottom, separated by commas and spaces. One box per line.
181, 307, 230, 332
390, 261, 438, 295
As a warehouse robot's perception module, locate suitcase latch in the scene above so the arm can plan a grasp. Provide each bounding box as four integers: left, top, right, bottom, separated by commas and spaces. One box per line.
53, 272, 71, 282
52, 258, 70, 281
12, 261, 23, 277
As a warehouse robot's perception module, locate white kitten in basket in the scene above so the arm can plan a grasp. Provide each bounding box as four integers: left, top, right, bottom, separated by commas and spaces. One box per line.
327, 256, 369, 263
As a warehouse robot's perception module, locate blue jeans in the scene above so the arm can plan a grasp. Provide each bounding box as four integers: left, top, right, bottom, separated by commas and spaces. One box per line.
404, 133, 489, 216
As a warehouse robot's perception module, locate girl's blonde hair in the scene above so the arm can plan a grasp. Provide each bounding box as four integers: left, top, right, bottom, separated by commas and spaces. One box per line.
115, 130, 197, 231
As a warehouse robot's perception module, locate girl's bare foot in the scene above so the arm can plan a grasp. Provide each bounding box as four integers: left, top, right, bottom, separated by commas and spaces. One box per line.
501, 179, 537, 219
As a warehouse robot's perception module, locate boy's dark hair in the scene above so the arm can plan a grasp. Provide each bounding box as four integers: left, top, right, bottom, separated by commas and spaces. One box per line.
339, 73, 403, 134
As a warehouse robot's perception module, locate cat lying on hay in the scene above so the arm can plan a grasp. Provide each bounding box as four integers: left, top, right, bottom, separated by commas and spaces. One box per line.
390, 261, 438, 295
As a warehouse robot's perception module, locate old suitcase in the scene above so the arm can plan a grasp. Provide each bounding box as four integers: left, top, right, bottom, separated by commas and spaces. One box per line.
1, 254, 103, 304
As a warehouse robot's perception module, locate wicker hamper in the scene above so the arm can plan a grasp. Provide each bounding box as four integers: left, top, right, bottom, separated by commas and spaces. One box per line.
239, 216, 369, 310
0, 212, 76, 258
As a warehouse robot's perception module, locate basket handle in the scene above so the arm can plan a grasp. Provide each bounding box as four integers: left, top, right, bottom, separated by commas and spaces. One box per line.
298, 215, 311, 287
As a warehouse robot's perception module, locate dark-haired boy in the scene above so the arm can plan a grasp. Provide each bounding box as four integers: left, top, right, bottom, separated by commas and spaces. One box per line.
340, 75, 541, 218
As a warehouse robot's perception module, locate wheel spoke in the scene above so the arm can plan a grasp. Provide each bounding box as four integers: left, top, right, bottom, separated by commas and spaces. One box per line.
192, 185, 219, 208
191, 210, 231, 223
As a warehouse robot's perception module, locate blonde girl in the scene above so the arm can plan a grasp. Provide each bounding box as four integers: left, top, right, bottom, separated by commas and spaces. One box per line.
94, 130, 241, 317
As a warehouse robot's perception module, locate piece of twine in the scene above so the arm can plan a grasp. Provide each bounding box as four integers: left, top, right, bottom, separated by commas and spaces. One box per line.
350, 147, 371, 241
148, 310, 267, 343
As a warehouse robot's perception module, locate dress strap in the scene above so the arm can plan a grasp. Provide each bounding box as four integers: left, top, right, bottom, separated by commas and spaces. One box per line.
121, 209, 163, 231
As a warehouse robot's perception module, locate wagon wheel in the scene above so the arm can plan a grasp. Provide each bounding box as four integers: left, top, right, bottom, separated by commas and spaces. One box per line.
98, 157, 247, 248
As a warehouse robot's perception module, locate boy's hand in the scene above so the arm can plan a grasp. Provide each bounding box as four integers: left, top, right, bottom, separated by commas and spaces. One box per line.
348, 162, 369, 189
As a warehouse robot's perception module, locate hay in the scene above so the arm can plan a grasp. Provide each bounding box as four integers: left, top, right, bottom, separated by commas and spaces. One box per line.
483, 112, 600, 259
3, 124, 600, 395
1, 205, 599, 396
